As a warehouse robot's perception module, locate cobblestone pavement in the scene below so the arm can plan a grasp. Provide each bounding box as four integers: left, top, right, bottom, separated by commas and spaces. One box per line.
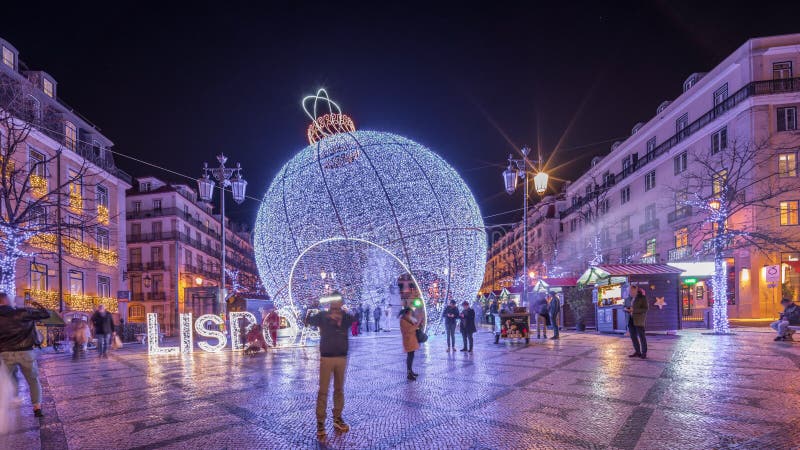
4, 327, 800, 449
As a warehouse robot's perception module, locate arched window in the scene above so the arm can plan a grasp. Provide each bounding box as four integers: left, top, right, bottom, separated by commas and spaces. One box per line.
128, 304, 145, 322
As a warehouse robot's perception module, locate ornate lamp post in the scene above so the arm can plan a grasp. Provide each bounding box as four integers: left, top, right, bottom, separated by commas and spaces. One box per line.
502, 146, 548, 307
198, 154, 247, 314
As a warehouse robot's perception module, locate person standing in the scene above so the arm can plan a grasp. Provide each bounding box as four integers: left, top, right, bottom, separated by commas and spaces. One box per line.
373, 304, 382, 332
0, 293, 50, 418
459, 301, 476, 352
443, 300, 459, 351
363, 305, 371, 332
356, 304, 364, 334
67, 318, 90, 361
548, 293, 560, 340
91, 305, 115, 358
532, 294, 549, 339
399, 307, 420, 380
265, 306, 280, 346
624, 285, 649, 359
305, 292, 354, 439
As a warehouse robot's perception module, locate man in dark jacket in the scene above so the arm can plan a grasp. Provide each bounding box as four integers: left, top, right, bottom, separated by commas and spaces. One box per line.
459, 301, 477, 352
91, 304, 115, 358
0, 293, 50, 417
305, 292, 355, 439
548, 293, 561, 340
624, 285, 649, 358
373, 304, 382, 332
771, 298, 800, 341
443, 300, 459, 351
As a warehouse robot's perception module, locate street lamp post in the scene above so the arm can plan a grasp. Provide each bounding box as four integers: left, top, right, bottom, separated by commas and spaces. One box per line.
502, 146, 548, 308
197, 154, 247, 315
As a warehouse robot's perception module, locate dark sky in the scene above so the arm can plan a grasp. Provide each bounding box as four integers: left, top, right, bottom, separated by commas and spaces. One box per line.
3, 1, 800, 234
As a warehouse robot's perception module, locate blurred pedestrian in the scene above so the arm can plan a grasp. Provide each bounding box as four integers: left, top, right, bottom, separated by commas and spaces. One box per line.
399, 307, 420, 380
66, 318, 90, 361
0, 293, 50, 418
459, 301, 476, 352
245, 324, 269, 355
305, 292, 354, 439
535, 294, 550, 339
363, 305, 371, 332
373, 304, 382, 332
624, 285, 648, 358
91, 305, 115, 358
547, 294, 560, 340
265, 306, 280, 346
443, 300, 458, 351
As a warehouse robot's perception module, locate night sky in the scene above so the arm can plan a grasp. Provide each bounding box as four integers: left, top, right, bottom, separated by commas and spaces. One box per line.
3, 1, 799, 239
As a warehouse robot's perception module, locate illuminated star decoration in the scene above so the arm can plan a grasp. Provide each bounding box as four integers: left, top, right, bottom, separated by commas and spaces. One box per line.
253, 90, 487, 331
654, 296, 667, 310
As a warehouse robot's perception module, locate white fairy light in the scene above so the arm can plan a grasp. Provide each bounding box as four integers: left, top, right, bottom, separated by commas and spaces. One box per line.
147, 313, 179, 355
253, 101, 486, 333
263, 306, 300, 347
180, 313, 194, 353
228, 311, 257, 351
194, 314, 227, 352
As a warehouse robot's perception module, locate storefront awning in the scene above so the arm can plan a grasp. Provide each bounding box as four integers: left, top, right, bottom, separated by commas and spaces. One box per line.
578, 264, 684, 286
533, 278, 579, 292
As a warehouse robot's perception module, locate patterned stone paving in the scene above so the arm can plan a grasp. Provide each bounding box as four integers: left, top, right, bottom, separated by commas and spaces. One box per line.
3, 327, 800, 449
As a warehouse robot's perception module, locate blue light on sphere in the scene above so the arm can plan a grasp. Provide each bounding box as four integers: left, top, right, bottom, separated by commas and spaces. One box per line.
254, 125, 486, 330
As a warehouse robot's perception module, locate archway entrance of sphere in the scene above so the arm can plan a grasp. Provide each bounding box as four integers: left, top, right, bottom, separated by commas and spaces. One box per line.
287, 237, 427, 329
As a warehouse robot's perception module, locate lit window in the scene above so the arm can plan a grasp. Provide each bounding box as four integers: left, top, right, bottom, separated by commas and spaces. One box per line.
674, 151, 687, 175
96, 228, 110, 250
30, 263, 47, 291
645, 170, 656, 191
778, 107, 797, 132
780, 201, 799, 226
68, 270, 84, 296
2, 46, 14, 69
129, 304, 145, 322
43, 78, 54, 98
64, 121, 77, 149
97, 276, 111, 298
646, 238, 657, 255
674, 227, 689, 248
779, 153, 797, 177
711, 127, 727, 154
713, 170, 727, 196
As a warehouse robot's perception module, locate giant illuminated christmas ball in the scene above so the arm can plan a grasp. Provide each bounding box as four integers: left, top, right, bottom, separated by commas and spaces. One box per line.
253, 90, 486, 329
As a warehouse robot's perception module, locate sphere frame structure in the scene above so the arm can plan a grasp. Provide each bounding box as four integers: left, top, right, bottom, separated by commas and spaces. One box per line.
254, 130, 486, 330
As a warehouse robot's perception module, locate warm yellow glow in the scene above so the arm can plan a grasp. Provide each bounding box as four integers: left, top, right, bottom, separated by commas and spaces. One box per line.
740, 268, 750, 283
97, 204, 109, 225
708, 199, 721, 211
528, 271, 536, 279
69, 187, 82, 212
533, 171, 549, 195
27, 234, 118, 266
30, 174, 48, 198
26, 289, 118, 313
195, 277, 204, 286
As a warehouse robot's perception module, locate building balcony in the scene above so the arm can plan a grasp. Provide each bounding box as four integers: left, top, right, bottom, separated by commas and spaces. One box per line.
27, 234, 118, 267
668, 246, 693, 262
639, 219, 659, 235
131, 293, 145, 302
146, 261, 165, 271
127, 262, 144, 272
146, 292, 166, 301
640, 253, 660, 264
667, 206, 692, 223
616, 229, 633, 242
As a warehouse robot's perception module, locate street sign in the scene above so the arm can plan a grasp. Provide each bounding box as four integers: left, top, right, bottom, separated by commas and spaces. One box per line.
766, 265, 781, 283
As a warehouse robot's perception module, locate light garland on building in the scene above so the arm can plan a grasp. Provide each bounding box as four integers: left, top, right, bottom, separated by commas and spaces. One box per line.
27, 234, 118, 267
194, 314, 227, 352
253, 96, 486, 333
29, 174, 48, 198
0, 226, 35, 298
68, 188, 82, 213
97, 204, 109, 225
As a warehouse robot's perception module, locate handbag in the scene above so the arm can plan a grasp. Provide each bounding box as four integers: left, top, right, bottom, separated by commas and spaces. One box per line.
415, 328, 428, 344
111, 335, 123, 350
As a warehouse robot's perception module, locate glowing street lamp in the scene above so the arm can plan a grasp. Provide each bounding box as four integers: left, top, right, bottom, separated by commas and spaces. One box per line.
501, 147, 549, 306
197, 154, 247, 315
708, 198, 721, 211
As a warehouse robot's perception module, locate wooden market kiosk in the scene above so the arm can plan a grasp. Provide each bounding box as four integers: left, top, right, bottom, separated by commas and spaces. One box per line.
577, 264, 683, 334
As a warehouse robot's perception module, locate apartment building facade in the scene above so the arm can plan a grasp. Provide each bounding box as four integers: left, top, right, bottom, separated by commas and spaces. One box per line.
480, 195, 567, 294
556, 34, 800, 319
1, 37, 131, 320
125, 176, 260, 333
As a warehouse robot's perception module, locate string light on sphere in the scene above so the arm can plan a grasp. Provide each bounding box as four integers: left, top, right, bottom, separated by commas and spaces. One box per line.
254, 91, 487, 331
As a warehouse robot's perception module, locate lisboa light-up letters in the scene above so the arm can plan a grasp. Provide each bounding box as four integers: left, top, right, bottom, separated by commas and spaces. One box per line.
146, 310, 317, 355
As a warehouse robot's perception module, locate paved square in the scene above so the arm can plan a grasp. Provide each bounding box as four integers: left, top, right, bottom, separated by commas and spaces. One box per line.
4, 328, 800, 449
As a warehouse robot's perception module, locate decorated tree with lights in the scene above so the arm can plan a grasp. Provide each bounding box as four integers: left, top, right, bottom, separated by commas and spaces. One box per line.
0, 75, 109, 303
675, 134, 800, 334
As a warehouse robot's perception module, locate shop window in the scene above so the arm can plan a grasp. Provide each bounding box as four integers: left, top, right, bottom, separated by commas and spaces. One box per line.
781, 253, 800, 301
128, 304, 145, 322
